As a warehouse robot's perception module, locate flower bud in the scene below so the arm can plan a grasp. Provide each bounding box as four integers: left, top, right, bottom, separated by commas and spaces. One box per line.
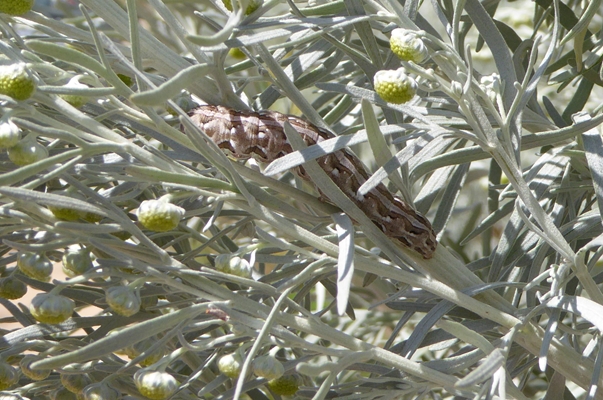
17, 251, 52, 281
82, 382, 120, 400
373, 68, 418, 104
228, 48, 246, 60
117, 73, 133, 86
451, 81, 464, 98
0, 362, 18, 390
8, 136, 48, 166
390, 28, 429, 63
19, 355, 50, 381
47, 192, 85, 221
50, 388, 77, 400
479, 73, 501, 103
134, 369, 178, 400
0, 276, 27, 299
48, 206, 83, 221
29, 293, 74, 324
0, 0, 34, 15
0, 63, 36, 100
60, 372, 92, 394
106, 286, 141, 317
222, 0, 262, 14
83, 211, 103, 223
0, 119, 21, 149
112, 230, 132, 241
123, 337, 165, 367
218, 352, 243, 379
266, 374, 300, 396
166, 94, 194, 116
60, 76, 89, 108
62, 248, 93, 277
141, 294, 158, 310
215, 254, 252, 278
253, 354, 284, 380
136, 199, 184, 232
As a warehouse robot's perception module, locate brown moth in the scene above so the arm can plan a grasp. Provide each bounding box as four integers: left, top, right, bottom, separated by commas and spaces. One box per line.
188, 105, 437, 259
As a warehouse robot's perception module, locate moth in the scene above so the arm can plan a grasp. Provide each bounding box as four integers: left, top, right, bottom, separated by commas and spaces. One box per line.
188, 105, 437, 259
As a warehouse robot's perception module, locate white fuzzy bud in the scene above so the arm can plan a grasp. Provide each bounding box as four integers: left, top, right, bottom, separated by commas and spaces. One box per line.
374, 68, 418, 104
390, 28, 429, 63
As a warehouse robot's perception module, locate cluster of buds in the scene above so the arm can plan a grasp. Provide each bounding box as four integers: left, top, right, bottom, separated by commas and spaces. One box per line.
479, 73, 501, 103
217, 349, 298, 395
373, 28, 430, 105
0, 62, 49, 168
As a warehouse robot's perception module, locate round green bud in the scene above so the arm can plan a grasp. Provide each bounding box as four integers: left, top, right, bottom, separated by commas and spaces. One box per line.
0, 63, 36, 100
29, 292, 75, 324
60, 77, 88, 108
17, 251, 52, 281
136, 199, 184, 232
106, 286, 141, 317
215, 254, 252, 278
8, 136, 48, 166
373, 68, 418, 104
218, 352, 243, 379
0, 276, 27, 299
48, 205, 83, 221
390, 28, 429, 63
60, 372, 92, 394
50, 387, 78, 400
124, 337, 165, 367
19, 354, 50, 381
228, 48, 246, 60
0, 362, 18, 390
82, 382, 120, 400
62, 248, 93, 277
47, 192, 86, 221
253, 354, 284, 380
134, 370, 178, 400
266, 374, 300, 396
